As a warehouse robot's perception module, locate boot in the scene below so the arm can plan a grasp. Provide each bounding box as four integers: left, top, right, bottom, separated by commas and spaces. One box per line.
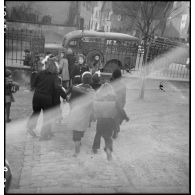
27, 128, 38, 138
105, 148, 112, 161
73, 141, 81, 157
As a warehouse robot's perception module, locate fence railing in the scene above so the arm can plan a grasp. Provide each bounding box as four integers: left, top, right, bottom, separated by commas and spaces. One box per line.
5, 28, 45, 67
147, 41, 190, 79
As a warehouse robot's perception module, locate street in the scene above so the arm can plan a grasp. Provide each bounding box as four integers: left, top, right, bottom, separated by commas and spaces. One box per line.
6, 77, 189, 194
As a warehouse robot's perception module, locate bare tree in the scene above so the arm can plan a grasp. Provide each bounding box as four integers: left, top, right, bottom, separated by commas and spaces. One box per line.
112, 1, 183, 99
112, 1, 182, 63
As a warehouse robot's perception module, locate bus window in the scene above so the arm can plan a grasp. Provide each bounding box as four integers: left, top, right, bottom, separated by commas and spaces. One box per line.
69, 40, 77, 46
81, 37, 104, 43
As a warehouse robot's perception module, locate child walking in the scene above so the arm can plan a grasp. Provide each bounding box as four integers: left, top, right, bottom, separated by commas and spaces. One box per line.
5, 69, 19, 123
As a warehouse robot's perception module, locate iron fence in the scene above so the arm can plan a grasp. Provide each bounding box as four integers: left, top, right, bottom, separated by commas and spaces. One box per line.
146, 39, 189, 80
5, 28, 45, 67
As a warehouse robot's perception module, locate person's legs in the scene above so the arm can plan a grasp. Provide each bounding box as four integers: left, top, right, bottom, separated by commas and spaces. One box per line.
27, 106, 40, 137
31, 94, 53, 140
73, 131, 84, 157
5, 102, 11, 122
103, 136, 113, 161
112, 124, 120, 139
101, 123, 113, 161
92, 129, 101, 153
40, 107, 53, 140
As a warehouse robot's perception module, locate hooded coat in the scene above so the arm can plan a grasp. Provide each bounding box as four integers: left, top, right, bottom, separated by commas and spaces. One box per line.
68, 83, 95, 131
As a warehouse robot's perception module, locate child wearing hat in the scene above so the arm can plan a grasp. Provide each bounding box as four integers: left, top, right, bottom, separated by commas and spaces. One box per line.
68, 71, 95, 157
91, 72, 102, 90
5, 69, 19, 122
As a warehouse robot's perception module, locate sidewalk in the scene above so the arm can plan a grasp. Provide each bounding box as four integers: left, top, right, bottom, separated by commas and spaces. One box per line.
7, 78, 189, 194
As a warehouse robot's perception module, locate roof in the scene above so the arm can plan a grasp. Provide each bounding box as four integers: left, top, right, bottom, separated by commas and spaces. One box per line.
63, 30, 139, 46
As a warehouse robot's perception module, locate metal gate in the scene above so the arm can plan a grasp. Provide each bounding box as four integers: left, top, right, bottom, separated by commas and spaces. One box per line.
5, 28, 45, 67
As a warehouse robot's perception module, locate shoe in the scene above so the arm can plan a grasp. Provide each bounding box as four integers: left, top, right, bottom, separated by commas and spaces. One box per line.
92, 148, 98, 154
6, 119, 12, 123
27, 129, 38, 138
39, 136, 51, 141
73, 153, 78, 158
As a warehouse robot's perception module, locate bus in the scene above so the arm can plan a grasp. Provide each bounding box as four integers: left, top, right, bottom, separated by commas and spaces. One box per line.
62, 30, 140, 73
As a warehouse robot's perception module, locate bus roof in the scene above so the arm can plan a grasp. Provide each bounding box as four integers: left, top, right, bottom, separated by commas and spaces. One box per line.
63, 30, 139, 46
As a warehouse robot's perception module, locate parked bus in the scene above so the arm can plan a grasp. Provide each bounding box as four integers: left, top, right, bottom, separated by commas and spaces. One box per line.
62, 30, 140, 73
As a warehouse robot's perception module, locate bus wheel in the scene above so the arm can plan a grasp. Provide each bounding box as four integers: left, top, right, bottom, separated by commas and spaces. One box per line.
104, 60, 121, 73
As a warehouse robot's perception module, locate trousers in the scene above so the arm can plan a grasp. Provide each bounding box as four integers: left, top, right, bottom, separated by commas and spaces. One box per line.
92, 118, 114, 151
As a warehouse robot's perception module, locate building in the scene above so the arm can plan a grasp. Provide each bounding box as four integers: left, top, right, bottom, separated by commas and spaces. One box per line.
163, 1, 190, 41
78, 1, 94, 30
6, 1, 71, 25
90, 1, 103, 31
100, 1, 112, 32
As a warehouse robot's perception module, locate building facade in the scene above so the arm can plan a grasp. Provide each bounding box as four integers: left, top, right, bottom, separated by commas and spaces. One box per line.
78, 1, 94, 30
100, 1, 112, 32
164, 1, 190, 41
90, 1, 103, 31
6, 1, 71, 25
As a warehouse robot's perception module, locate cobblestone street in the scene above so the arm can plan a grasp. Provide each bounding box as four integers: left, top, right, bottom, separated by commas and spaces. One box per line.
6, 77, 189, 194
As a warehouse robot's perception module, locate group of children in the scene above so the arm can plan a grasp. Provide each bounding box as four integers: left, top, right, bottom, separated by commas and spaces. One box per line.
68, 69, 129, 160
5, 49, 129, 161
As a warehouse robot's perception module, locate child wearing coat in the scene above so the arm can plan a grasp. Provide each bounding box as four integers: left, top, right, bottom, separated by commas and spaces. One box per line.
68, 71, 95, 157
5, 69, 19, 122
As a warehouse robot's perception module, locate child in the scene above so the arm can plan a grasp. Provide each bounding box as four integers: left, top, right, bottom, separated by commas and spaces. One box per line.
5, 69, 19, 123
69, 72, 95, 157
91, 72, 102, 90
92, 82, 118, 160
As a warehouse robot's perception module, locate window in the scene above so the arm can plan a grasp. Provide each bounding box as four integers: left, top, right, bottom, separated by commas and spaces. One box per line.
81, 37, 103, 43
118, 15, 121, 21
69, 40, 77, 46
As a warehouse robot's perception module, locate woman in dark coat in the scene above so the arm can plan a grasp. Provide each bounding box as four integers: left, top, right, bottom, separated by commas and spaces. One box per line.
27, 58, 68, 140
66, 48, 76, 86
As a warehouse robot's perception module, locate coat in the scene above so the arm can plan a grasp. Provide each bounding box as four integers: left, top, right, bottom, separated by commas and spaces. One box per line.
71, 64, 89, 79
5, 77, 19, 103
59, 58, 70, 81
93, 83, 118, 132
32, 70, 67, 103
110, 80, 128, 124
68, 83, 95, 131
67, 54, 76, 77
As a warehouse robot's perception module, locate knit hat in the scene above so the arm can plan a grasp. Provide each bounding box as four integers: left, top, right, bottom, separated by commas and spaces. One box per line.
92, 72, 101, 84
82, 71, 92, 84
111, 69, 121, 80
6, 69, 12, 77
73, 75, 82, 85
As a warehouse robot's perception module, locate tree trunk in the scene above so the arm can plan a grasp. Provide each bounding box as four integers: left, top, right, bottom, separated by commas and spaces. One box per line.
139, 40, 150, 99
